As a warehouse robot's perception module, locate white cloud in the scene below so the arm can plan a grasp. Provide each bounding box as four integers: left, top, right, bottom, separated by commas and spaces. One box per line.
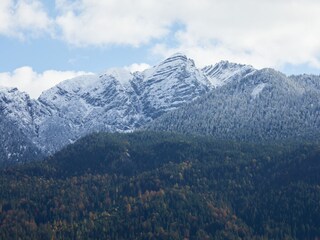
0, 0, 52, 38
124, 63, 151, 73
55, 0, 177, 47
52, 0, 320, 70
151, 0, 320, 70
1, 0, 320, 72
0, 67, 91, 98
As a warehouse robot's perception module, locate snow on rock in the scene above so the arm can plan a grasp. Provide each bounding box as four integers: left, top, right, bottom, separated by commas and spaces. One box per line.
0, 54, 258, 160
37, 73, 145, 153
0, 53, 263, 163
2, 53, 320, 164
0, 87, 44, 135
138, 53, 211, 118
202, 61, 256, 87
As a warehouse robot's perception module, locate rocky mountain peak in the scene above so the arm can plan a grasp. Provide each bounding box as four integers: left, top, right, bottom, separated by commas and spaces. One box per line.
2, 53, 318, 165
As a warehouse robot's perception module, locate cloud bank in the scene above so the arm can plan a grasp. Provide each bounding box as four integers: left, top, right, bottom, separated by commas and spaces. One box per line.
0, 0, 52, 38
0, 67, 91, 98
1, 0, 320, 73
54, 0, 320, 69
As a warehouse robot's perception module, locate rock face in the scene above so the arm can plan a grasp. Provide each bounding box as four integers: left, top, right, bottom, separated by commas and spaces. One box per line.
136, 53, 211, 118
0, 53, 221, 163
202, 60, 255, 87
34, 53, 220, 153
36, 74, 145, 152
1, 53, 319, 164
0, 87, 44, 165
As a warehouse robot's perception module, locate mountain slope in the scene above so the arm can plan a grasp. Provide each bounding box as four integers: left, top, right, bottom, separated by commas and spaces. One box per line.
202, 60, 256, 87
35, 53, 215, 153
290, 74, 320, 92
148, 68, 320, 141
37, 74, 146, 152
0, 54, 319, 164
0, 87, 45, 165
136, 53, 211, 118
0, 116, 43, 165
0, 53, 219, 162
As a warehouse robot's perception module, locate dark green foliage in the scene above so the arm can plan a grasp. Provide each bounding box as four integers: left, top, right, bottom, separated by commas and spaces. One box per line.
0, 131, 319, 239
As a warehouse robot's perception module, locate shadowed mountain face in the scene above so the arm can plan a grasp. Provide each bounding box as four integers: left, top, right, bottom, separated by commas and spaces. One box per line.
0, 53, 319, 164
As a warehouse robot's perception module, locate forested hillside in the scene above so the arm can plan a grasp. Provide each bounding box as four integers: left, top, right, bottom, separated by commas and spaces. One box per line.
148, 69, 320, 141
0, 132, 319, 239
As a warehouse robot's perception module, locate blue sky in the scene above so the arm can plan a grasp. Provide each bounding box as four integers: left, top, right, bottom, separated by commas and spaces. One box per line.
0, 35, 156, 72
1, 0, 320, 98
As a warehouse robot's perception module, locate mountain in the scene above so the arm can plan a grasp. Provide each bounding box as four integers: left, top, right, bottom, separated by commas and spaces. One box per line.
202, 60, 255, 87
0, 53, 319, 165
148, 68, 320, 141
35, 53, 217, 153
1, 132, 320, 239
0, 53, 217, 163
0, 116, 43, 165
0, 87, 45, 165
36, 73, 146, 153
135, 53, 210, 118
289, 74, 320, 92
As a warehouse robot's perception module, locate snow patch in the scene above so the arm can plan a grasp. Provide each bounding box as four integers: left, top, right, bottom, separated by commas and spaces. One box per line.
251, 83, 266, 98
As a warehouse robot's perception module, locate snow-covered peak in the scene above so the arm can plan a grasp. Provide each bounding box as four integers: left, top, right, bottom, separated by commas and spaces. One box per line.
202, 61, 255, 87
0, 86, 40, 135
2, 53, 320, 165
161, 52, 189, 65
142, 53, 193, 80
0, 86, 18, 93
41, 74, 98, 97
0, 86, 30, 104
134, 53, 210, 118
0, 87, 33, 100
159, 52, 190, 67
168, 52, 188, 58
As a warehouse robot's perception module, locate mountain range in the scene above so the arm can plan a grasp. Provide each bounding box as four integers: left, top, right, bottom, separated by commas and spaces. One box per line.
0, 53, 319, 165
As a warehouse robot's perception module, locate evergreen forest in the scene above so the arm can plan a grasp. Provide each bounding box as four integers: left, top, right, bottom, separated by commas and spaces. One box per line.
0, 132, 319, 239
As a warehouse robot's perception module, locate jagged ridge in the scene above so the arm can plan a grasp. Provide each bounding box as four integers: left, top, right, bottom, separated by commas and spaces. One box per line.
1, 53, 319, 165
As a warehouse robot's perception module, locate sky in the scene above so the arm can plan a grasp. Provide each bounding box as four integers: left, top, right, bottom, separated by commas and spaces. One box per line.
0, 0, 320, 98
